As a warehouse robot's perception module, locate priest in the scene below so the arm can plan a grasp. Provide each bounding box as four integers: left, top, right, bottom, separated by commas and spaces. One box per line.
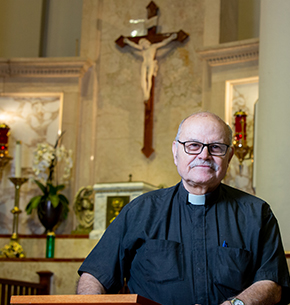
77, 112, 290, 305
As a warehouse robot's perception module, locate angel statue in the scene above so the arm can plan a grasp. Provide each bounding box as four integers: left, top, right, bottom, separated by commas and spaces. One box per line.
72, 186, 94, 234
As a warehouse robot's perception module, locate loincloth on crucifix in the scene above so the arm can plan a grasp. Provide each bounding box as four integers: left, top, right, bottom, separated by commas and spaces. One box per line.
115, 1, 189, 158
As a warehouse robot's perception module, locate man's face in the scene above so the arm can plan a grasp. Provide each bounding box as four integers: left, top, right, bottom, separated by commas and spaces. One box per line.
172, 114, 234, 195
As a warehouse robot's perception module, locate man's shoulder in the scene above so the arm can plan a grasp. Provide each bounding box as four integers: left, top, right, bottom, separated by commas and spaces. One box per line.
220, 183, 274, 220
125, 182, 182, 211
220, 183, 266, 205
132, 183, 180, 203
140, 183, 180, 198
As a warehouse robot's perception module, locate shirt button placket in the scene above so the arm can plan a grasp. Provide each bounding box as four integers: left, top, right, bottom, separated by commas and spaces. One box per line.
192, 206, 207, 305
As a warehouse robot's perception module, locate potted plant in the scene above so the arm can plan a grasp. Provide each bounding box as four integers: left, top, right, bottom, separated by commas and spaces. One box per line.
25, 132, 73, 233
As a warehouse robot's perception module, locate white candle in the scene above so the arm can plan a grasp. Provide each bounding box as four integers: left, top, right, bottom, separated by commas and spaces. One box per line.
15, 140, 21, 177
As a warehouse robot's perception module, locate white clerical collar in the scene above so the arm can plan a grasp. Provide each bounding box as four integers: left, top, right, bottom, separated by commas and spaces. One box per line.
188, 193, 206, 205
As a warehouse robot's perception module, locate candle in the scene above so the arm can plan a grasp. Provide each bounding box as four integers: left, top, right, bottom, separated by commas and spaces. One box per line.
234, 110, 247, 141
0, 123, 10, 157
15, 141, 21, 177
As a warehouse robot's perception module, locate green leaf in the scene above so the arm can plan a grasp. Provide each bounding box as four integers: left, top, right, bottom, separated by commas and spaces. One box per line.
34, 180, 47, 194
56, 184, 65, 193
48, 194, 60, 208
47, 183, 57, 196
25, 196, 42, 214
47, 183, 65, 195
58, 194, 69, 206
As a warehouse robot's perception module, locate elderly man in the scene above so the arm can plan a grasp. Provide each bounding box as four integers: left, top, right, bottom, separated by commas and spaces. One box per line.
77, 112, 290, 305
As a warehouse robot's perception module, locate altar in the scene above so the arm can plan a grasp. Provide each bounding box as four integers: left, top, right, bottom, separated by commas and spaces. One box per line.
90, 182, 157, 240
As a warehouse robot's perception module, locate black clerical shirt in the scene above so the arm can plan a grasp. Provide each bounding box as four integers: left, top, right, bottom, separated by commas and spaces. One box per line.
78, 182, 290, 305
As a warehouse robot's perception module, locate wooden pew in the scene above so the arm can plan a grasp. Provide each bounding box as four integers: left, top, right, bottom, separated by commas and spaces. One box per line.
0, 271, 53, 305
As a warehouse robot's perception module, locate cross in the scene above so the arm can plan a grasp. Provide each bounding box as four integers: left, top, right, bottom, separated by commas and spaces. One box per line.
115, 1, 189, 158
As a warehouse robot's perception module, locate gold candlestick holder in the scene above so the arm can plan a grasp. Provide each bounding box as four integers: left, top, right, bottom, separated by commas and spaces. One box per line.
0, 177, 28, 258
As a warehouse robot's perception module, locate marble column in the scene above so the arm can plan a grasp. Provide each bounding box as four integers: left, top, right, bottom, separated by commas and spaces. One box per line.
256, 0, 290, 249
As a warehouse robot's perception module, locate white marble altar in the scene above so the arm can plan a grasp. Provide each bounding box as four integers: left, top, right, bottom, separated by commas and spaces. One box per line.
90, 182, 157, 240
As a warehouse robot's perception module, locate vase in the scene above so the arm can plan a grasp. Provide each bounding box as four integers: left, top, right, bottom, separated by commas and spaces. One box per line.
37, 199, 62, 233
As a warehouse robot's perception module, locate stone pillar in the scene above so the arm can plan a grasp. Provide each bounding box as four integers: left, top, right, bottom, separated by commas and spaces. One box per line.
73, 1, 102, 194
256, 0, 290, 249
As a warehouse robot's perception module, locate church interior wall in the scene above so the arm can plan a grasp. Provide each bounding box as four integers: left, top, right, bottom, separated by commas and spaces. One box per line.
0, 0, 83, 58
0, 0, 43, 57
0, 0, 207, 235
90, 0, 205, 189
44, 0, 83, 57
220, 0, 260, 43
0, 0, 263, 236
237, 0, 260, 40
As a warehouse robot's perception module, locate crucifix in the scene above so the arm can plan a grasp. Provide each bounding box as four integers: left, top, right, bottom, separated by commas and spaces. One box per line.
115, 1, 189, 158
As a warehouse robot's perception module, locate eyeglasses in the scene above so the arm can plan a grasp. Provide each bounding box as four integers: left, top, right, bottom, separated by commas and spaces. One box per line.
177, 140, 229, 156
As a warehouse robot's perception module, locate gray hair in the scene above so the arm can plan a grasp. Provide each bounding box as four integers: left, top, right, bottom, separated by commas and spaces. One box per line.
175, 111, 233, 145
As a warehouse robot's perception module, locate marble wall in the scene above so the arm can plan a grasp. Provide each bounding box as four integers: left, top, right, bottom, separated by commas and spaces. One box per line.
0, 94, 64, 234
0, 1, 259, 236
81, 0, 205, 189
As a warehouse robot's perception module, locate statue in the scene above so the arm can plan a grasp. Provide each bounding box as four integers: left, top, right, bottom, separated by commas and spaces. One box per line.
72, 186, 94, 234
124, 33, 177, 101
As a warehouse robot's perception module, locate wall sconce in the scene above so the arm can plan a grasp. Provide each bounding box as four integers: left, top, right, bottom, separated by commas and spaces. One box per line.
233, 110, 253, 172
0, 123, 13, 179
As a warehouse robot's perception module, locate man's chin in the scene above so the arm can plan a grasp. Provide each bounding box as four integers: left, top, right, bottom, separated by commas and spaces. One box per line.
187, 170, 218, 184
183, 177, 218, 194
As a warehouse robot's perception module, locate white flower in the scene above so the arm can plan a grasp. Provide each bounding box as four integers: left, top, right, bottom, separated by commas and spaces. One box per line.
32, 140, 73, 185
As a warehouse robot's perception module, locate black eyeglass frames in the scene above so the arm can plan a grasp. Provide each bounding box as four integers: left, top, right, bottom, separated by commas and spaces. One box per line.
177, 140, 229, 156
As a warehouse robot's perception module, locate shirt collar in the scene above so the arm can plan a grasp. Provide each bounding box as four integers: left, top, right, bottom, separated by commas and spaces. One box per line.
179, 181, 221, 207
188, 193, 205, 205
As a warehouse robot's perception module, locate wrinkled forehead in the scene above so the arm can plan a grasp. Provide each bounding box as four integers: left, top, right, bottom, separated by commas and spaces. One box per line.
180, 114, 230, 142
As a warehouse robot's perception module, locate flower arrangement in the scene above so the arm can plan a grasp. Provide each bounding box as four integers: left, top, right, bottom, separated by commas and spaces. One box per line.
25, 132, 73, 221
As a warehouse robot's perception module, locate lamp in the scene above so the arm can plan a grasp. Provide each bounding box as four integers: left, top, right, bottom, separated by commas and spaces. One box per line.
0, 123, 12, 180
233, 110, 253, 172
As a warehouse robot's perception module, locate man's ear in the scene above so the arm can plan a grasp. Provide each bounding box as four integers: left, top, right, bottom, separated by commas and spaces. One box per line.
172, 141, 178, 166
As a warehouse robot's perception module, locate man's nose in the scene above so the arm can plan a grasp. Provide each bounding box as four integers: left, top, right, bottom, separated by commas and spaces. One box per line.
198, 145, 211, 158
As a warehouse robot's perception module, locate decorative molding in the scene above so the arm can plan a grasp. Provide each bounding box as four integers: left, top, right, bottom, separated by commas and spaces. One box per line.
197, 38, 259, 66
0, 57, 93, 78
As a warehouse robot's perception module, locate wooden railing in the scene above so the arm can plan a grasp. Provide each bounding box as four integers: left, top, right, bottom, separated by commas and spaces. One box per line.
0, 271, 53, 305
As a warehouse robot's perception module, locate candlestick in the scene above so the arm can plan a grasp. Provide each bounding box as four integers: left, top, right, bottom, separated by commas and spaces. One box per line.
0, 177, 28, 258
15, 141, 21, 177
